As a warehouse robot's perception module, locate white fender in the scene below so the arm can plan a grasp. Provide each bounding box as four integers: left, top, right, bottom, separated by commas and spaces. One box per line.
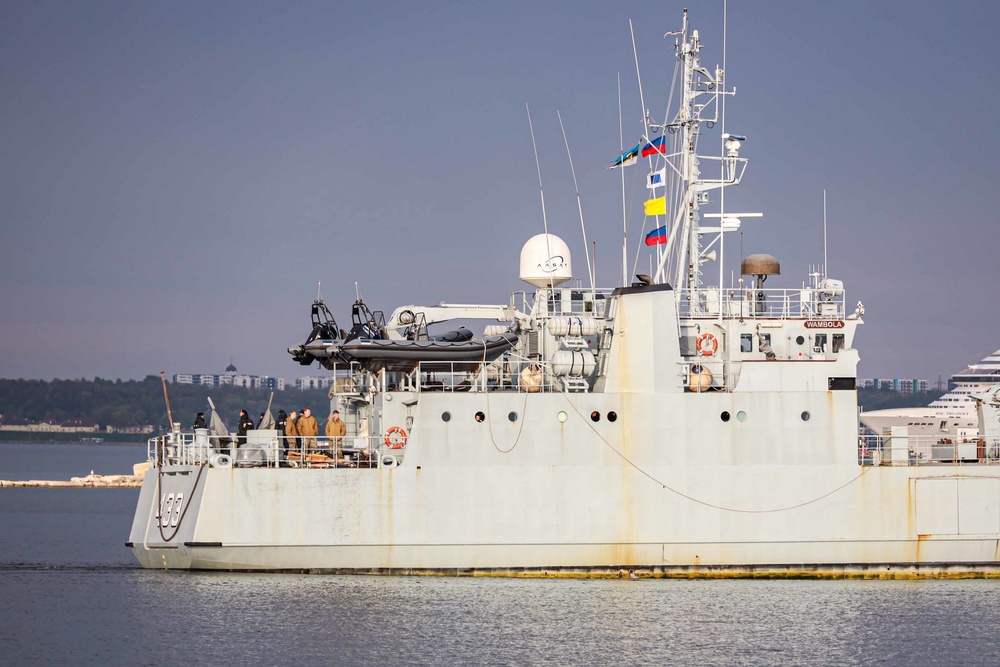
210, 453, 232, 469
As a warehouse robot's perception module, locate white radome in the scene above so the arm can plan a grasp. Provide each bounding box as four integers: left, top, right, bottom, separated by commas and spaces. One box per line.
519, 233, 572, 288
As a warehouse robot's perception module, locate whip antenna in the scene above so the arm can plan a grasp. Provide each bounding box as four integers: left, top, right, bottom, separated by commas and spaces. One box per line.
823, 189, 829, 280
557, 110, 595, 291
525, 103, 554, 288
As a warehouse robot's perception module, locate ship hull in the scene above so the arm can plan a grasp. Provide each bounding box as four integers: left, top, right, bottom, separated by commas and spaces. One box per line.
129, 390, 1000, 577
128, 464, 1000, 576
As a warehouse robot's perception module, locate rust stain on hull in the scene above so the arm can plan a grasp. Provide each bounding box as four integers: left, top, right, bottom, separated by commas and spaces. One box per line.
200, 563, 1000, 579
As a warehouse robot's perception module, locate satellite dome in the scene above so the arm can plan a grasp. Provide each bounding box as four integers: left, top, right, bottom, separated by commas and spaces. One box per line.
740, 254, 780, 276
519, 234, 572, 288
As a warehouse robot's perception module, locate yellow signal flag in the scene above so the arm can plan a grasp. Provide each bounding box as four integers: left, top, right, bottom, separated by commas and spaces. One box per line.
644, 196, 666, 216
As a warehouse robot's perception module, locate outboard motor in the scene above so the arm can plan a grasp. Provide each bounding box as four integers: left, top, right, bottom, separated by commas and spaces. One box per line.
344, 299, 387, 342
288, 299, 343, 367
305, 299, 342, 347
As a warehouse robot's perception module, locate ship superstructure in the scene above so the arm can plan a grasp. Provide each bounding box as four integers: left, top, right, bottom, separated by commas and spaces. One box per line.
129, 11, 1000, 576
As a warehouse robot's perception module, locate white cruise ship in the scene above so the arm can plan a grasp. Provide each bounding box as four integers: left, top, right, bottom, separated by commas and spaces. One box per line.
860, 348, 1000, 436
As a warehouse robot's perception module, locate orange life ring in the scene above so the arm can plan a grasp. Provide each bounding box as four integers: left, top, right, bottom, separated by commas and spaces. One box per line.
696, 332, 718, 357
384, 426, 408, 449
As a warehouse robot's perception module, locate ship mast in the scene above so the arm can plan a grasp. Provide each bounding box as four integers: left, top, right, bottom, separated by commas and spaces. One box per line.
652, 10, 748, 291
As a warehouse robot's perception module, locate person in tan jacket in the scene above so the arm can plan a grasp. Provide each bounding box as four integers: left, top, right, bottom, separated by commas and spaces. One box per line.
285, 409, 299, 454
325, 410, 347, 458
297, 407, 319, 452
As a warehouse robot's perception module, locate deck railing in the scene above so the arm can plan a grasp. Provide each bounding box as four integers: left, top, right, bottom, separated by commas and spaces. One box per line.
148, 433, 398, 470
510, 287, 616, 320
858, 433, 1000, 466
404, 358, 569, 394
149, 429, 1000, 470
677, 287, 847, 320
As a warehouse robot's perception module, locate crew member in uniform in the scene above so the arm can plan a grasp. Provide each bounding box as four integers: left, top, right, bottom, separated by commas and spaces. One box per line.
326, 410, 347, 459
276, 410, 288, 460
297, 407, 318, 453
237, 409, 254, 448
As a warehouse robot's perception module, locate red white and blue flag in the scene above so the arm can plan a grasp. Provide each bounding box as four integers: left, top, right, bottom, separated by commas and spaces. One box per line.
641, 136, 668, 157
645, 225, 668, 246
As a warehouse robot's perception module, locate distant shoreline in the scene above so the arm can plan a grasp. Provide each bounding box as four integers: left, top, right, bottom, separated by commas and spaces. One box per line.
0, 433, 145, 446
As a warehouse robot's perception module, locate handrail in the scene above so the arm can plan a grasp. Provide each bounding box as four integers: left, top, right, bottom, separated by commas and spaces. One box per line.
147, 433, 392, 470
858, 433, 1000, 467
404, 358, 576, 394
677, 286, 847, 320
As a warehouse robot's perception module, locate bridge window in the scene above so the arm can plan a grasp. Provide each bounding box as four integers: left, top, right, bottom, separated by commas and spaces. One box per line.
740, 334, 752, 352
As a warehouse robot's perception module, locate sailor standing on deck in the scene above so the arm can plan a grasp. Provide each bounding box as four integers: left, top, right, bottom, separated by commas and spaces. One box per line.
298, 407, 318, 453
237, 409, 254, 448
326, 410, 347, 458
276, 410, 288, 459
285, 410, 299, 454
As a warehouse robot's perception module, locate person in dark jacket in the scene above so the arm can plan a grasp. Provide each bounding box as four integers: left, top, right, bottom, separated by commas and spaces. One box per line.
276, 410, 288, 459
192, 412, 206, 430
237, 409, 254, 447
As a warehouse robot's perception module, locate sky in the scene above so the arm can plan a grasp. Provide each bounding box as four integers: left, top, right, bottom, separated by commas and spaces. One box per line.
2, 0, 999, 385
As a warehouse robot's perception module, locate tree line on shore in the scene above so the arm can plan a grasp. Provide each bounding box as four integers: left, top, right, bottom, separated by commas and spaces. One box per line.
857, 387, 943, 412
0, 377, 331, 431
0, 376, 941, 432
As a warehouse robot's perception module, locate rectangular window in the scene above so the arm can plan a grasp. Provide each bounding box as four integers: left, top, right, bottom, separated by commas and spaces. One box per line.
759, 333, 771, 351
832, 334, 845, 353
741, 333, 753, 353
813, 333, 827, 352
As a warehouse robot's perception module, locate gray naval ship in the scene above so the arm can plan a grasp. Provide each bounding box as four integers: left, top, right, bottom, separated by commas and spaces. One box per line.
129, 10, 1000, 576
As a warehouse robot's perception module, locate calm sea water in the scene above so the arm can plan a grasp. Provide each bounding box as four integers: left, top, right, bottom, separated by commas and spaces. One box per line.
2, 444, 999, 666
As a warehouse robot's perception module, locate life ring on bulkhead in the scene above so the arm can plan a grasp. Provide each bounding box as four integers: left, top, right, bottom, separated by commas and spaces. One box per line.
697, 332, 719, 357
384, 426, 408, 449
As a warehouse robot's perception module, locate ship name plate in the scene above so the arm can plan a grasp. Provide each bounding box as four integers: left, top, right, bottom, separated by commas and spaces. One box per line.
804, 320, 845, 329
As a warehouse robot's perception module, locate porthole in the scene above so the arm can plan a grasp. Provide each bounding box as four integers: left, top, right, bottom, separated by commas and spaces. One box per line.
441, 411, 452, 422
590, 411, 601, 422
557, 411, 568, 423
508, 412, 518, 422
737, 410, 748, 423
721, 411, 731, 422
796, 335, 805, 345
474, 411, 485, 423
607, 411, 618, 422
801, 411, 811, 422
